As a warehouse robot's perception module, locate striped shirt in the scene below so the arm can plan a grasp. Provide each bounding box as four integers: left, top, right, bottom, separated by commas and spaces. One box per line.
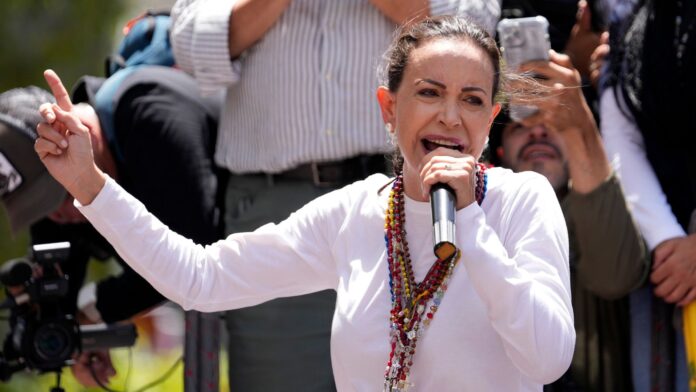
171, 0, 501, 174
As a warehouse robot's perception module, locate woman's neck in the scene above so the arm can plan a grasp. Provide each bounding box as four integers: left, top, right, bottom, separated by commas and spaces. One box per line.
401, 166, 428, 203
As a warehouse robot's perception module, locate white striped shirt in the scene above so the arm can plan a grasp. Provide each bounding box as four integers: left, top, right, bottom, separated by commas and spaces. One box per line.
171, 0, 501, 174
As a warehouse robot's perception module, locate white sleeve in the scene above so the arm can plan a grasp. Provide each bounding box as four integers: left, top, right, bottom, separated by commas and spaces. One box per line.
170, 0, 241, 94
76, 177, 339, 312
456, 174, 574, 384
599, 88, 685, 250
77, 282, 102, 323
429, 0, 501, 36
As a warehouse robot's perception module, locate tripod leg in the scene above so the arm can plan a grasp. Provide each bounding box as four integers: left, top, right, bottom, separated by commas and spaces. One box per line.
50, 369, 65, 392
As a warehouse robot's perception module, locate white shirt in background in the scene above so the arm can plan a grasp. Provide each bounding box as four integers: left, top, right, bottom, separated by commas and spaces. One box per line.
170, 0, 502, 174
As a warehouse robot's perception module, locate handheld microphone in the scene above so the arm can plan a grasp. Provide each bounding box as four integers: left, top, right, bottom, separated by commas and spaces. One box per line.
430, 183, 457, 260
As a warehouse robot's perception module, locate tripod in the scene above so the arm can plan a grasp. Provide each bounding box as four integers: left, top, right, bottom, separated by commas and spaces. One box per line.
50, 369, 65, 392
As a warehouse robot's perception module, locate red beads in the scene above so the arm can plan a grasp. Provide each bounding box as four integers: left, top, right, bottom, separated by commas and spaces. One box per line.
384, 168, 487, 391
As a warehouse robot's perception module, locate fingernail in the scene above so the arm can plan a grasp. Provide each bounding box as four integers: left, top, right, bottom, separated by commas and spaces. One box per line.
60, 140, 68, 148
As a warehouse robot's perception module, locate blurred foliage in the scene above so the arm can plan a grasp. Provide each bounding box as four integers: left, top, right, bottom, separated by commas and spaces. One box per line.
0, 0, 129, 93
0, 210, 27, 261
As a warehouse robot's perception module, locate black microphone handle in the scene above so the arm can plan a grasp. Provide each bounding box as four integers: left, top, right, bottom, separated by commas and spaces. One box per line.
81, 323, 138, 351
430, 183, 457, 260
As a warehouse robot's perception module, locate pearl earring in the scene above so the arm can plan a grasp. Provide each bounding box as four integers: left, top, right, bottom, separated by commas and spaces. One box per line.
385, 123, 396, 146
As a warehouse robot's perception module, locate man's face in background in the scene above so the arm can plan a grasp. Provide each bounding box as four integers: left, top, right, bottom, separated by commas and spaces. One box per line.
497, 122, 569, 193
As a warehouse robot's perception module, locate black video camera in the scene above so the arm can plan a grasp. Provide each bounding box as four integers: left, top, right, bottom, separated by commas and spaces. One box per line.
0, 242, 137, 382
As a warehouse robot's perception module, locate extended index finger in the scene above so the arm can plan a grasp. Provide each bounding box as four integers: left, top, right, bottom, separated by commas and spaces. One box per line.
43, 69, 73, 111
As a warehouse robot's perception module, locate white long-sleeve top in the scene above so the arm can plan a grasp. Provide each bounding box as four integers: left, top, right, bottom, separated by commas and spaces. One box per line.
170, 0, 501, 173
600, 89, 685, 250
77, 168, 573, 391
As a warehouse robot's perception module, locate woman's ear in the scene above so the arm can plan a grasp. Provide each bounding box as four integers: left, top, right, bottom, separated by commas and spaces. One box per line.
489, 103, 502, 128
376, 86, 396, 127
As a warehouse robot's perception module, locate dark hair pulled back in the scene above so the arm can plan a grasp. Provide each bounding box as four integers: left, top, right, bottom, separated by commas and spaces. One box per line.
382, 15, 503, 98
380, 16, 505, 175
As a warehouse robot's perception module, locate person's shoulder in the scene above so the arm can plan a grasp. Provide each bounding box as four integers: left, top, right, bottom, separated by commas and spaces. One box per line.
125, 66, 221, 116
484, 167, 563, 232
363, 172, 392, 187
122, 66, 201, 98
313, 173, 391, 208
293, 173, 390, 223
117, 67, 218, 126
487, 166, 550, 188
126, 66, 195, 84
486, 166, 556, 203
332, 173, 392, 199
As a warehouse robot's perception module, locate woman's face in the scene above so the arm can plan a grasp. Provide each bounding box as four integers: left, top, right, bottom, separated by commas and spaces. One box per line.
378, 37, 500, 181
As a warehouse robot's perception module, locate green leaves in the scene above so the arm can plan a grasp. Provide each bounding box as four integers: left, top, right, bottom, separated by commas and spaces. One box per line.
0, 0, 128, 93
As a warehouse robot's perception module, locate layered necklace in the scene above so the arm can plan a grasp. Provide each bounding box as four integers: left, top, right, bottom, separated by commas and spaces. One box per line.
383, 163, 487, 392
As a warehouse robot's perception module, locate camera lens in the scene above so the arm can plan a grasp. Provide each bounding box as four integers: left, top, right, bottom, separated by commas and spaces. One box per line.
33, 323, 74, 362
508, 28, 525, 47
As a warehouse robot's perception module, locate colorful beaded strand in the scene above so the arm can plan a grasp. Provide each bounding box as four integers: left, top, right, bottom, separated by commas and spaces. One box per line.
383, 165, 488, 391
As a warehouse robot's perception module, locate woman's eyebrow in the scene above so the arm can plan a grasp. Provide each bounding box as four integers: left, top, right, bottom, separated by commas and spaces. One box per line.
461, 86, 486, 94
415, 78, 446, 88
415, 79, 487, 95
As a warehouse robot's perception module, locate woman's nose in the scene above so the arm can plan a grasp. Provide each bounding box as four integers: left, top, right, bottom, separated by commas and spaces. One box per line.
439, 100, 462, 129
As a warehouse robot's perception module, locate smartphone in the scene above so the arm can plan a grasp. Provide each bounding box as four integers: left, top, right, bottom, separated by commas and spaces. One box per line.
497, 16, 551, 121
586, 0, 609, 32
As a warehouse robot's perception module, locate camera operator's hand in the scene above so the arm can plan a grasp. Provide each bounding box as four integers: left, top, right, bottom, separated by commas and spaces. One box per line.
35, 69, 106, 206
72, 350, 116, 388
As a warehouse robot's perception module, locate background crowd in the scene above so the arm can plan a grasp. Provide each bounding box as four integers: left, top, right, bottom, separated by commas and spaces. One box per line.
1, 0, 694, 391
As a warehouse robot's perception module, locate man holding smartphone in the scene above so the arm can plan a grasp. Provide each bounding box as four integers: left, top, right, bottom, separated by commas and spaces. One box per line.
489, 49, 648, 391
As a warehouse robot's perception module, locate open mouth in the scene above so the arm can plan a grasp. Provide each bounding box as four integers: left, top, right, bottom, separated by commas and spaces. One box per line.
422, 138, 462, 152
520, 143, 559, 161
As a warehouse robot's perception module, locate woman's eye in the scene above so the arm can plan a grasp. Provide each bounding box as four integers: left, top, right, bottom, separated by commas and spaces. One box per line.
417, 89, 438, 97
464, 96, 483, 105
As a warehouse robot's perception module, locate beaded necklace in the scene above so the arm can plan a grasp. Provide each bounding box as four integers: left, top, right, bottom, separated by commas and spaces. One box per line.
383, 163, 488, 392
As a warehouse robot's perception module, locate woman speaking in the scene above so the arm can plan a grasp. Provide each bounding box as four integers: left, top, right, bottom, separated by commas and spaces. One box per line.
34, 16, 574, 391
